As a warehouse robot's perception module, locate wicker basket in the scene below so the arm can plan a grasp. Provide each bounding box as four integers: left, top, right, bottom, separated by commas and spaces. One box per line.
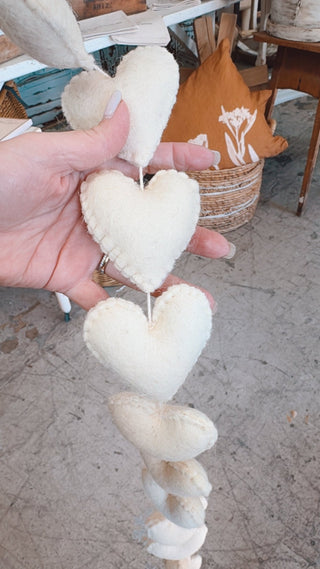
92, 269, 122, 288
0, 81, 28, 119
188, 159, 264, 233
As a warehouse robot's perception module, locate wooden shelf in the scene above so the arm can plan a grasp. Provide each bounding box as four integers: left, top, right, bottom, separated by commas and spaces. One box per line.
0, 0, 237, 82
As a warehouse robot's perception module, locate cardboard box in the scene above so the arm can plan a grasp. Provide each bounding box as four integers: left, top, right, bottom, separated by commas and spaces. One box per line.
70, 0, 147, 19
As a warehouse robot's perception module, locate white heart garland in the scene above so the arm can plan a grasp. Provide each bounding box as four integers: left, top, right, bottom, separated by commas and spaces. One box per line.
71, 44, 218, 567
0, 10, 218, 566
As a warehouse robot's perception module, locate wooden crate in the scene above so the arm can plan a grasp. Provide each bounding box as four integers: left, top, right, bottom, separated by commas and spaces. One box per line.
70, 0, 147, 19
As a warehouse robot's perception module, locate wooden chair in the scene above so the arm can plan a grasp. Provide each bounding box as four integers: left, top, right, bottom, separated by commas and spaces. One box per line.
180, 12, 269, 91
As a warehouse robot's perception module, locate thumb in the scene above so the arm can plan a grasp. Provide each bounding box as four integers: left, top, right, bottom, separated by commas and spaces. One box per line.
50, 91, 130, 173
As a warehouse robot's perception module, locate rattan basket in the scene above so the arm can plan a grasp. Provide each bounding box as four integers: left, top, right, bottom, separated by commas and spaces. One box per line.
188, 159, 264, 233
0, 81, 28, 119
92, 269, 122, 288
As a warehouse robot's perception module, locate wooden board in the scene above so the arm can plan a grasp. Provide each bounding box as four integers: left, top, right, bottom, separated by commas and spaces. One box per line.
69, 0, 147, 19
194, 15, 216, 64
217, 11, 237, 49
239, 64, 269, 89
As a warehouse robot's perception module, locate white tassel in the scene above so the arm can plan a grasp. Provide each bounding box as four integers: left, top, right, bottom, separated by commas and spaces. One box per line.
0, 0, 95, 70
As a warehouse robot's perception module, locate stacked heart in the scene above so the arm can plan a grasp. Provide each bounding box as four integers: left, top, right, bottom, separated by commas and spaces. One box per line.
0, 2, 218, 565
67, 45, 219, 568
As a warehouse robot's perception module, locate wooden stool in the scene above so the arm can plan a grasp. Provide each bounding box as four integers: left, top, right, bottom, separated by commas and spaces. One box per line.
254, 31, 320, 216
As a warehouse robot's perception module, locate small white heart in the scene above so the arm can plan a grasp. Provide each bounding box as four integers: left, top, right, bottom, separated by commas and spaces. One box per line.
142, 468, 206, 529
62, 45, 179, 167
84, 284, 212, 401
147, 525, 207, 561
107, 391, 218, 462
142, 454, 212, 498
81, 171, 200, 294
146, 512, 199, 546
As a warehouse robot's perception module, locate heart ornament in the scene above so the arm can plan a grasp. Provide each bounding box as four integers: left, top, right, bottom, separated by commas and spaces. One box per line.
62, 45, 180, 168
107, 391, 218, 461
80, 169, 200, 293
83, 284, 212, 401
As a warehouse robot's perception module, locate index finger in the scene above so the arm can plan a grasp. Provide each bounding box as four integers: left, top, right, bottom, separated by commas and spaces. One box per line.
146, 142, 220, 173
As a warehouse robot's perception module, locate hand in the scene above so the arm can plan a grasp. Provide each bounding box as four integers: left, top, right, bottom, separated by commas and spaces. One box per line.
0, 100, 233, 310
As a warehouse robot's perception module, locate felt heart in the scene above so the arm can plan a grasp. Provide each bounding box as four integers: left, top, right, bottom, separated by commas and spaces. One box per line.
146, 512, 199, 546
108, 392, 218, 462
62, 45, 180, 167
142, 468, 207, 529
80, 170, 200, 294
84, 284, 212, 401
142, 454, 212, 498
147, 524, 207, 561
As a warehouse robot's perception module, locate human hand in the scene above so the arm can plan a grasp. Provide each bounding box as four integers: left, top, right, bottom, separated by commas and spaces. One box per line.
0, 98, 234, 310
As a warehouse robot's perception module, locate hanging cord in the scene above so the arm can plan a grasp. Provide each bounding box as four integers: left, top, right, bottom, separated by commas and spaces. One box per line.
139, 166, 152, 324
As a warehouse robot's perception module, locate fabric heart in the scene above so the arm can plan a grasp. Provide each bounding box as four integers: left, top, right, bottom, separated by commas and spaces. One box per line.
142, 454, 212, 498
142, 469, 207, 530
107, 391, 218, 461
80, 170, 200, 293
83, 284, 212, 401
62, 45, 179, 168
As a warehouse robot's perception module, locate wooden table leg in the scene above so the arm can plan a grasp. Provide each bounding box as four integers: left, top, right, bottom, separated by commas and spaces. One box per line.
297, 96, 320, 216
265, 46, 286, 122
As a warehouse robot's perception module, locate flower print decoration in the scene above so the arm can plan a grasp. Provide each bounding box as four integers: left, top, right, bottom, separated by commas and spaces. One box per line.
219, 105, 259, 166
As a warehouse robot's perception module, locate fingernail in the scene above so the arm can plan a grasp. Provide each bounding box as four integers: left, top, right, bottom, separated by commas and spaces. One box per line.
104, 90, 122, 118
211, 150, 221, 167
223, 242, 236, 259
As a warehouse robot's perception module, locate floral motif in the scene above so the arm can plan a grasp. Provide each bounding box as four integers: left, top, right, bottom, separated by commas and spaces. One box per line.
219, 105, 259, 166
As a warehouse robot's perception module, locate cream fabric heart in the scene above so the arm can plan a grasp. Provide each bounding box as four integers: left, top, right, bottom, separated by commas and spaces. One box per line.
0, 0, 95, 71
84, 284, 212, 401
62, 45, 179, 167
107, 392, 218, 461
165, 556, 202, 569
147, 525, 207, 561
142, 468, 207, 529
142, 454, 212, 498
146, 512, 199, 546
81, 171, 200, 294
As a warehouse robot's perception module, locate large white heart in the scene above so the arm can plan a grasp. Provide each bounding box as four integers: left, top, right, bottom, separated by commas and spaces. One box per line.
84, 284, 212, 401
80, 170, 200, 293
61, 45, 179, 168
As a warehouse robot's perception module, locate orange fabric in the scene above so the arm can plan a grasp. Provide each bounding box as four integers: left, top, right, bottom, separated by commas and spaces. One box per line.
162, 38, 288, 169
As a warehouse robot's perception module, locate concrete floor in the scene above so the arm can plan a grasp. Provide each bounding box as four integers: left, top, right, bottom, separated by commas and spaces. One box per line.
0, 95, 319, 569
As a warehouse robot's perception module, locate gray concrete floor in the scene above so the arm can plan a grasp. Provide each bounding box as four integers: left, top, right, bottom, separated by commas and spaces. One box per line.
0, 95, 319, 569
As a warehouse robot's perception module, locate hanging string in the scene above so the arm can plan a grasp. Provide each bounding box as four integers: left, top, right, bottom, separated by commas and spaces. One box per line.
139, 166, 144, 192
147, 292, 152, 324
138, 166, 152, 323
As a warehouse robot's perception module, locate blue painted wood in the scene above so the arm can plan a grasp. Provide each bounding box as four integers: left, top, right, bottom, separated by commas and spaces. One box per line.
15, 67, 80, 125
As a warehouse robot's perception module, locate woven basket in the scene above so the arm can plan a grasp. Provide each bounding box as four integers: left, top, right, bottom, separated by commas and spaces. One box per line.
188, 159, 264, 233
92, 269, 122, 288
0, 81, 28, 119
